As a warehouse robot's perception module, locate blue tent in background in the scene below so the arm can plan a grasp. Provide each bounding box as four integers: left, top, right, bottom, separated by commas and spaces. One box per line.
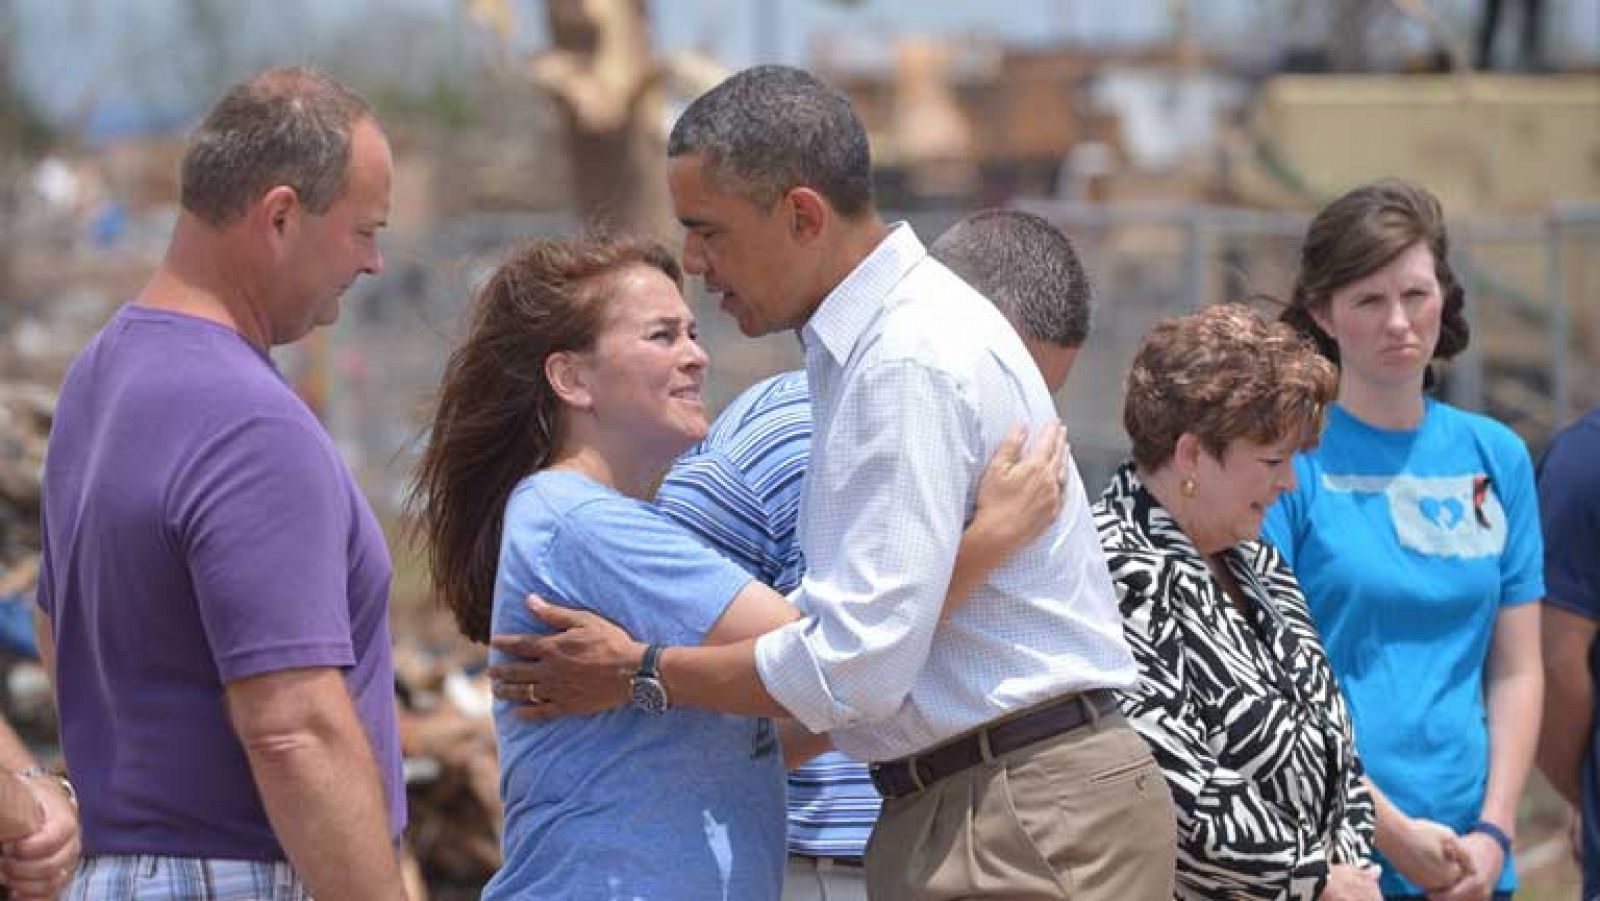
81, 103, 196, 149
0, 593, 38, 659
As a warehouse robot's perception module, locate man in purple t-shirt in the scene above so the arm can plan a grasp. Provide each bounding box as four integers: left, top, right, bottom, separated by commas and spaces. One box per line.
37, 68, 407, 899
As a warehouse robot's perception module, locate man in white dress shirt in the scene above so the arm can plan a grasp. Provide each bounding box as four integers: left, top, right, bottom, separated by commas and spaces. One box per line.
499, 65, 1176, 899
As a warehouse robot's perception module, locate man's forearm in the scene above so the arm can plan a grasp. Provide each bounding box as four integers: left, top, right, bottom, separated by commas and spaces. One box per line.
0, 714, 37, 776
0, 715, 46, 838
248, 737, 401, 899
660, 638, 790, 718
230, 670, 404, 900
0, 772, 41, 841
1537, 691, 1590, 806
1539, 605, 1596, 807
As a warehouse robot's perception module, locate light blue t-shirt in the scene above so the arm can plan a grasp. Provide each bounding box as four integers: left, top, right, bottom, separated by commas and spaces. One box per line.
657, 371, 882, 859
1263, 400, 1543, 897
483, 470, 786, 901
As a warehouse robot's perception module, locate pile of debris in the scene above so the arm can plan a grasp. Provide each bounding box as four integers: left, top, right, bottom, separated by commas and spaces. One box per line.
0, 380, 51, 577
395, 636, 501, 896
0, 380, 53, 735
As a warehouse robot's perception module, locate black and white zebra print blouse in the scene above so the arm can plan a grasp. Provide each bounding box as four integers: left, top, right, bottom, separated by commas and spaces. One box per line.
1094, 465, 1376, 901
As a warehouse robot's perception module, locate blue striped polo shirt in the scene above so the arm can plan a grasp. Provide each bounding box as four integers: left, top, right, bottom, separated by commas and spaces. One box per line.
657, 370, 881, 859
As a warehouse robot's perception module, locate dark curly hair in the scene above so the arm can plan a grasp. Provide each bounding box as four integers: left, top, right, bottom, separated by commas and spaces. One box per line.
1281, 178, 1469, 370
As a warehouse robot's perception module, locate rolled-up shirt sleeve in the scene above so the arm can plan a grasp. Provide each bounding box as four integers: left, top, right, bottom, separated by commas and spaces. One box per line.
753, 358, 977, 733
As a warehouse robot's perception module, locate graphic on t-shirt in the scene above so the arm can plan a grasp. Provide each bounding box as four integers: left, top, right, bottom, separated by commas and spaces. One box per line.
1321, 472, 1507, 559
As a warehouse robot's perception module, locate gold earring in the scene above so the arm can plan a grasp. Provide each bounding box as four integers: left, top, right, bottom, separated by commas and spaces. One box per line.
1180, 477, 1197, 498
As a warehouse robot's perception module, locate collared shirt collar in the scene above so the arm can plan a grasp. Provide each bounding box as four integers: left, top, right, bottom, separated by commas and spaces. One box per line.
801, 222, 925, 369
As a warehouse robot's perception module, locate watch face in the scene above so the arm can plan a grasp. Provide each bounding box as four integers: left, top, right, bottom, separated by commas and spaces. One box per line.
630, 676, 668, 715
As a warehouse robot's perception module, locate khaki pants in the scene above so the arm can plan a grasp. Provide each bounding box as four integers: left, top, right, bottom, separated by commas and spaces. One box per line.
784, 855, 871, 901
864, 712, 1176, 900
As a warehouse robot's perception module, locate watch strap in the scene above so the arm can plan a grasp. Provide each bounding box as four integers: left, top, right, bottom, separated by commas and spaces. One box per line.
1471, 819, 1512, 858
639, 644, 664, 679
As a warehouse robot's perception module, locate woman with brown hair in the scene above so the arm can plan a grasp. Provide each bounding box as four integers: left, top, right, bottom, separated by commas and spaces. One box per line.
410, 234, 1064, 900
1265, 180, 1544, 900
1095, 304, 1379, 900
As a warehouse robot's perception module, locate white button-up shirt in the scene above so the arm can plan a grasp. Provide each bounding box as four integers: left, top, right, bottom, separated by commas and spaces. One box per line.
752, 223, 1137, 762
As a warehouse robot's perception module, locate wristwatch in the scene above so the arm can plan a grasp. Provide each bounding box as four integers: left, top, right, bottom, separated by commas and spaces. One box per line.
629, 644, 669, 715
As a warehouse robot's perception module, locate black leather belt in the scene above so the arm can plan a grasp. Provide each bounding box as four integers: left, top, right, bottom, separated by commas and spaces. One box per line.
869, 689, 1119, 800
789, 854, 864, 869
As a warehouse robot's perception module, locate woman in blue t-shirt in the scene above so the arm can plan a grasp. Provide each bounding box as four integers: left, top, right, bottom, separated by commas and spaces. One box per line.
409, 236, 1065, 900
1264, 180, 1544, 900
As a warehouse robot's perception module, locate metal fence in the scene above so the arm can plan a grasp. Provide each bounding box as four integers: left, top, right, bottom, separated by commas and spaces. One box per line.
1017, 199, 1600, 493
313, 201, 1600, 514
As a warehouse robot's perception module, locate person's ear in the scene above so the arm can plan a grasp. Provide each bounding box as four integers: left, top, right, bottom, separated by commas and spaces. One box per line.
256, 185, 301, 249
1173, 432, 1203, 476
545, 351, 593, 410
1308, 303, 1335, 341
784, 187, 827, 245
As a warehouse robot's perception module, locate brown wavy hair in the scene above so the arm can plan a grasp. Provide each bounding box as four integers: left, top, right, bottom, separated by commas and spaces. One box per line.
410, 235, 682, 643
1281, 178, 1469, 369
1126, 304, 1338, 471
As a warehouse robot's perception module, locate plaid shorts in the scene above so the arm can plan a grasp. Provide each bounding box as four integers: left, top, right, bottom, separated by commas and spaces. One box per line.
65, 855, 311, 900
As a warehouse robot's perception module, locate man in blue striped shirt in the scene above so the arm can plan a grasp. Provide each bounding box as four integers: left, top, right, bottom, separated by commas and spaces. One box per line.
655, 209, 1094, 901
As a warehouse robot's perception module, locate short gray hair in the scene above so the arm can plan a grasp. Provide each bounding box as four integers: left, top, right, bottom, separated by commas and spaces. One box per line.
667, 65, 873, 217
931, 210, 1091, 347
180, 67, 375, 227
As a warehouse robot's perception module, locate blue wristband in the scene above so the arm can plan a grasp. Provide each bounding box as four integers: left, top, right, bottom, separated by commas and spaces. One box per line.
1471, 820, 1512, 858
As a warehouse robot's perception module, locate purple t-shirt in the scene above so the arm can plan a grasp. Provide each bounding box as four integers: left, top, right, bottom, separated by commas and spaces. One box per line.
38, 304, 405, 860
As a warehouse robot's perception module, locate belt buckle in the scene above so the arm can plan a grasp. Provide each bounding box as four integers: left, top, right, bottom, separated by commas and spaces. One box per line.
868, 761, 889, 794
871, 756, 930, 799
869, 760, 907, 799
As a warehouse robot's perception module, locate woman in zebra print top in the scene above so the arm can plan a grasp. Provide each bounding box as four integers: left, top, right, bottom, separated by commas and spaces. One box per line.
1093, 305, 1379, 900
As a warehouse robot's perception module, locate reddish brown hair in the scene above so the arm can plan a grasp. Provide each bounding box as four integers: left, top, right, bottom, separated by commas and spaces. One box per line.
1126, 304, 1337, 471
410, 235, 681, 643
